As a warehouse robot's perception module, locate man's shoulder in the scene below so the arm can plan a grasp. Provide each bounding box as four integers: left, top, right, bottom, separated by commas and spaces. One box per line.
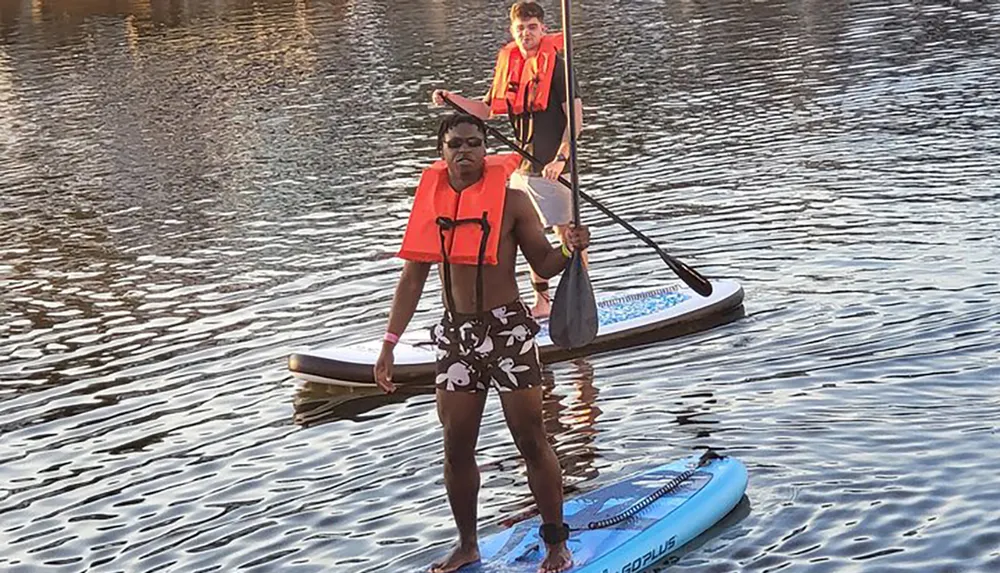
505, 185, 530, 203
504, 186, 532, 214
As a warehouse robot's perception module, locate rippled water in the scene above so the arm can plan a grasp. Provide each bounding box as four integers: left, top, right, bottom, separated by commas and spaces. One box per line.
2, 0, 999, 571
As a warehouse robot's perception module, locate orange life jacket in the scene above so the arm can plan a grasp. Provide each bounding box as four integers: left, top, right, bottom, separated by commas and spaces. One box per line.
488, 33, 563, 116
397, 154, 521, 266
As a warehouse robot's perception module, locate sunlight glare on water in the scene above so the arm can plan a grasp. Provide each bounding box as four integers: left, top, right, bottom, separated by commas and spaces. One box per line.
1, 1, 998, 571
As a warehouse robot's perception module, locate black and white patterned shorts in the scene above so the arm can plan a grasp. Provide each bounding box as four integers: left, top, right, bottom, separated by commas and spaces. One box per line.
432, 300, 542, 393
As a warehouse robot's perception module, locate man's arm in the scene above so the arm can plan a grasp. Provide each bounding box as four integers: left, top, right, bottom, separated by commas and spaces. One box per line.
510, 187, 574, 279
556, 97, 584, 157
375, 260, 431, 393
542, 56, 584, 180
541, 97, 583, 181
431, 89, 491, 120
384, 261, 432, 338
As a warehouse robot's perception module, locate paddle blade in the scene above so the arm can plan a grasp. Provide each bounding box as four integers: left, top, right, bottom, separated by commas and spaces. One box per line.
549, 252, 598, 349
661, 252, 714, 297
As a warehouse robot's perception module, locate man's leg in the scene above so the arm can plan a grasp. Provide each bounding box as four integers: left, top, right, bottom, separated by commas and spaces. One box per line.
499, 387, 573, 573
430, 389, 489, 573
513, 172, 560, 319
529, 269, 552, 319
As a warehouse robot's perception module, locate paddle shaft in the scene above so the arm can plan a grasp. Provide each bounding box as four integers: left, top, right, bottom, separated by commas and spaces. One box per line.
441, 97, 713, 297
560, 0, 582, 225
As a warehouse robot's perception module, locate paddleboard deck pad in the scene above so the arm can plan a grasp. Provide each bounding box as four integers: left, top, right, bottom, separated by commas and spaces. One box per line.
288, 279, 743, 387
473, 451, 747, 572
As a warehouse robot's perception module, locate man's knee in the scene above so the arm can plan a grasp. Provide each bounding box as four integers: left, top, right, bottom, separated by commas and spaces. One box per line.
443, 433, 477, 465
512, 424, 550, 461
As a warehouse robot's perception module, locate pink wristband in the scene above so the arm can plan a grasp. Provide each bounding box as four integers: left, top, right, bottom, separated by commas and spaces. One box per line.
383, 332, 400, 345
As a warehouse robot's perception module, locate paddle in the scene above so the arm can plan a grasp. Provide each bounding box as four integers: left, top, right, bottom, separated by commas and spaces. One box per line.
544, 0, 597, 349
440, 101, 713, 298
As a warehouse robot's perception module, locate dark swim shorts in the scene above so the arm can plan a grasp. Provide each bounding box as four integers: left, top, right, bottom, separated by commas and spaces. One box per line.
432, 300, 542, 392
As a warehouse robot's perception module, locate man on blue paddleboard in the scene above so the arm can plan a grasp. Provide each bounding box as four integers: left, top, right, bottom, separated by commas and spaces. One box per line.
374, 114, 588, 573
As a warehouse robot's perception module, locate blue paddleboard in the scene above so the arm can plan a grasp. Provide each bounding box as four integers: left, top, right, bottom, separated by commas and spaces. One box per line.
473, 451, 747, 572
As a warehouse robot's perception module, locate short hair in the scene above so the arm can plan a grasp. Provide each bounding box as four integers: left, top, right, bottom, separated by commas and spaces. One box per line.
436, 114, 488, 154
510, 1, 544, 23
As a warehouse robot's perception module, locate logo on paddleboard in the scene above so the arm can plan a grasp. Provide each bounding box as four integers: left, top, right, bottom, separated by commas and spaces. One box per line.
601, 535, 676, 573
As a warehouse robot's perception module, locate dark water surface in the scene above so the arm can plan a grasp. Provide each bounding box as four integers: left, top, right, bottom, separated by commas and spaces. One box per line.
2, 0, 999, 571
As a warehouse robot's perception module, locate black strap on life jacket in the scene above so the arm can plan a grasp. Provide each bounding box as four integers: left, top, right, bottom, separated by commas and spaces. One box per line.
507, 78, 537, 151
436, 211, 491, 317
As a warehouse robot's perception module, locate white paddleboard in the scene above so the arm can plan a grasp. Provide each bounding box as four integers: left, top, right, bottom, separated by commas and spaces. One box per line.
288, 279, 743, 387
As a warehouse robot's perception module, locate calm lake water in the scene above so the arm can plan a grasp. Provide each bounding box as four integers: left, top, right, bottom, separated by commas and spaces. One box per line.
2, 0, 999, 571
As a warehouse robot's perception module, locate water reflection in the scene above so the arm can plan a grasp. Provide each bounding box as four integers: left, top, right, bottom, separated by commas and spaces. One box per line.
2, 0, 999, 571
553, 359, 602, 487
293, 381, 419, 426
292, 358, 606, 486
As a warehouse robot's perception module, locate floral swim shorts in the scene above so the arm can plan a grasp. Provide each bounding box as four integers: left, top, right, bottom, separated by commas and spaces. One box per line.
432, 299, 542, 393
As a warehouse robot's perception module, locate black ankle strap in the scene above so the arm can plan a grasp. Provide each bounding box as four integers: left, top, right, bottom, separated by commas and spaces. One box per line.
539, 522, 570, 545
532, 281, 550, 293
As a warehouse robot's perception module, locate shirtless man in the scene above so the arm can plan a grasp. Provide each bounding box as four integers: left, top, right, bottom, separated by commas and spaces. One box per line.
374, 114, 587, 573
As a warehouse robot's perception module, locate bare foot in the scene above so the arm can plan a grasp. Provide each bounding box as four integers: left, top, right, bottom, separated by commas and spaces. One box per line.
538, 542, 572, 573
429, 543, 481, 573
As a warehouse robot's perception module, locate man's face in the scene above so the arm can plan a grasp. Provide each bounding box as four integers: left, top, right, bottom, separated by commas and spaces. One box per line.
442, 123, 487, 175
510, 17, 545, 54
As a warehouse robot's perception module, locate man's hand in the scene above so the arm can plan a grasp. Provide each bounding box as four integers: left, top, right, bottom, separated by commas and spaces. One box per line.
542, 158, 566, 181
431, 89, 451, 106
374, 346, 397, 394
564, 223, 590, 252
